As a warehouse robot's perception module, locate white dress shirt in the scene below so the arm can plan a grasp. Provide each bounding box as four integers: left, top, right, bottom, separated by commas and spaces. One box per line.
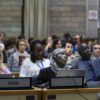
20, 58, 50, 77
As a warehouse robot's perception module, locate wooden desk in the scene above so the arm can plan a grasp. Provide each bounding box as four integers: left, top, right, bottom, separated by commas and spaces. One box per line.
0, 87, 41, 100
42, 88, 100, 100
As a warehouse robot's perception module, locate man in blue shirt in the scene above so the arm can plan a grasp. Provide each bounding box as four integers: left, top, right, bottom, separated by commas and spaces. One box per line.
71, 44, 94, 82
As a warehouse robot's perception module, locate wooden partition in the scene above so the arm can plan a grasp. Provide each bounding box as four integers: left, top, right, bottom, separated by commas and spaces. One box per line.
0, 87, 41, 100
1, 87, 100, 100
42, 88, 100, 100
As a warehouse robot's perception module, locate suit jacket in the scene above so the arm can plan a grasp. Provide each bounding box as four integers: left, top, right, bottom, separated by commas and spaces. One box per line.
71, 58, 95, 82
91, 58, 100, 81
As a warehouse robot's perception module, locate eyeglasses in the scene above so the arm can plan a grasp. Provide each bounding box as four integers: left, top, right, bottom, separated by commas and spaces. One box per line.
93, 48, 100, 50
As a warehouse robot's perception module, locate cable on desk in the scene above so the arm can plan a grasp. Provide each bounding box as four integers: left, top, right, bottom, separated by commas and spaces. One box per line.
69, 76, 89, 100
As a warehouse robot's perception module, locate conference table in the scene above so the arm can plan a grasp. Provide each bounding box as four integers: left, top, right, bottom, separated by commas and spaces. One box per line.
42, 87, 100, 100
0, 87, 41, 100
1, 87, 100, 100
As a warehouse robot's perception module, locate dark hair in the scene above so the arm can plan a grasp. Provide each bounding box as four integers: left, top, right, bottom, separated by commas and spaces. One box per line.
17, 34, 25, 40
63, 39, 72, 48
78, 44, 91, 60
42, 38, 47, 46
91, 42, 100, 52
52, 38, 62, 49
78, 44, 88, 54
28, 37, 34, 44
30, 39, 43, 62
16, 39, 26, 49
51, 35, 58, 40
64, 32, 71, 39
5, 37, 16, 50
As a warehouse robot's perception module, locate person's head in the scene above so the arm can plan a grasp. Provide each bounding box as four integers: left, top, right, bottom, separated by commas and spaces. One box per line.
75, 35, 81, 43
52, 48, 68, 68
53, 39, 62, 49
28, 37, 34, 44
63, 32, 71, 41
47, 36, 53, 43
42, 38, 47, 48
78, 44, 91, 60
73, 35, 83, 45
16, 39, 27, 53
5, 37, 16, 50
17, 34, 25, 40
30, 40, 44, 62
51, 34, 58, 40
65, 41, 73, 56
0, 33, 5, 42
92, 43, 100, 58
46, 36, 53, 47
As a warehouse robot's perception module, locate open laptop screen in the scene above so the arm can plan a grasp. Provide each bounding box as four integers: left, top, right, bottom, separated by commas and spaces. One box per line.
49, 69, 86, 88
56, 69, 86, 78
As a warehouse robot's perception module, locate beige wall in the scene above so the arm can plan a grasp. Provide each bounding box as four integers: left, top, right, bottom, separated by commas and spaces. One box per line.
0, 0, 99, 39
24, 0, 87, 39
0, 0, 22, 37
48, 0, 87, 37
87, 0, 99, 38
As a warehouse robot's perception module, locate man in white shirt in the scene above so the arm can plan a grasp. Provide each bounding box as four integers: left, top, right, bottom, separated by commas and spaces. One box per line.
20, 40, 50, 77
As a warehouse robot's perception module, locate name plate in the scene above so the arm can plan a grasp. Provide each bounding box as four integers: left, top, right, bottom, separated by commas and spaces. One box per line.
0, 77, 32, 89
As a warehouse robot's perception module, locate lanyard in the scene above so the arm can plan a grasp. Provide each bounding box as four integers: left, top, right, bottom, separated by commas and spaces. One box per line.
36, 60, 44, 69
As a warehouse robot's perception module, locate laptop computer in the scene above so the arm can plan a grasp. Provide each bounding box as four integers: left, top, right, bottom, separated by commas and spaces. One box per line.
49, 69, 86, 88
56, 69, 86, 78
86, 81, 100, 88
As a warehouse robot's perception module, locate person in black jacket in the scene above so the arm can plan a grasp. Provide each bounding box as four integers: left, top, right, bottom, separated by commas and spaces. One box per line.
36, 48, 71, 84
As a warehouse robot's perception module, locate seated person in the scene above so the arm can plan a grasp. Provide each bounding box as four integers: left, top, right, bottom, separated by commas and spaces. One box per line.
8, 39, 30, 72
20, 40, 50, 77
0, 48, 11, 74
36, 48, 71, 84
71, 44, 94, 82
64, 41, 76, 64
90, 58, 100, 81
91, 43, 100, 59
